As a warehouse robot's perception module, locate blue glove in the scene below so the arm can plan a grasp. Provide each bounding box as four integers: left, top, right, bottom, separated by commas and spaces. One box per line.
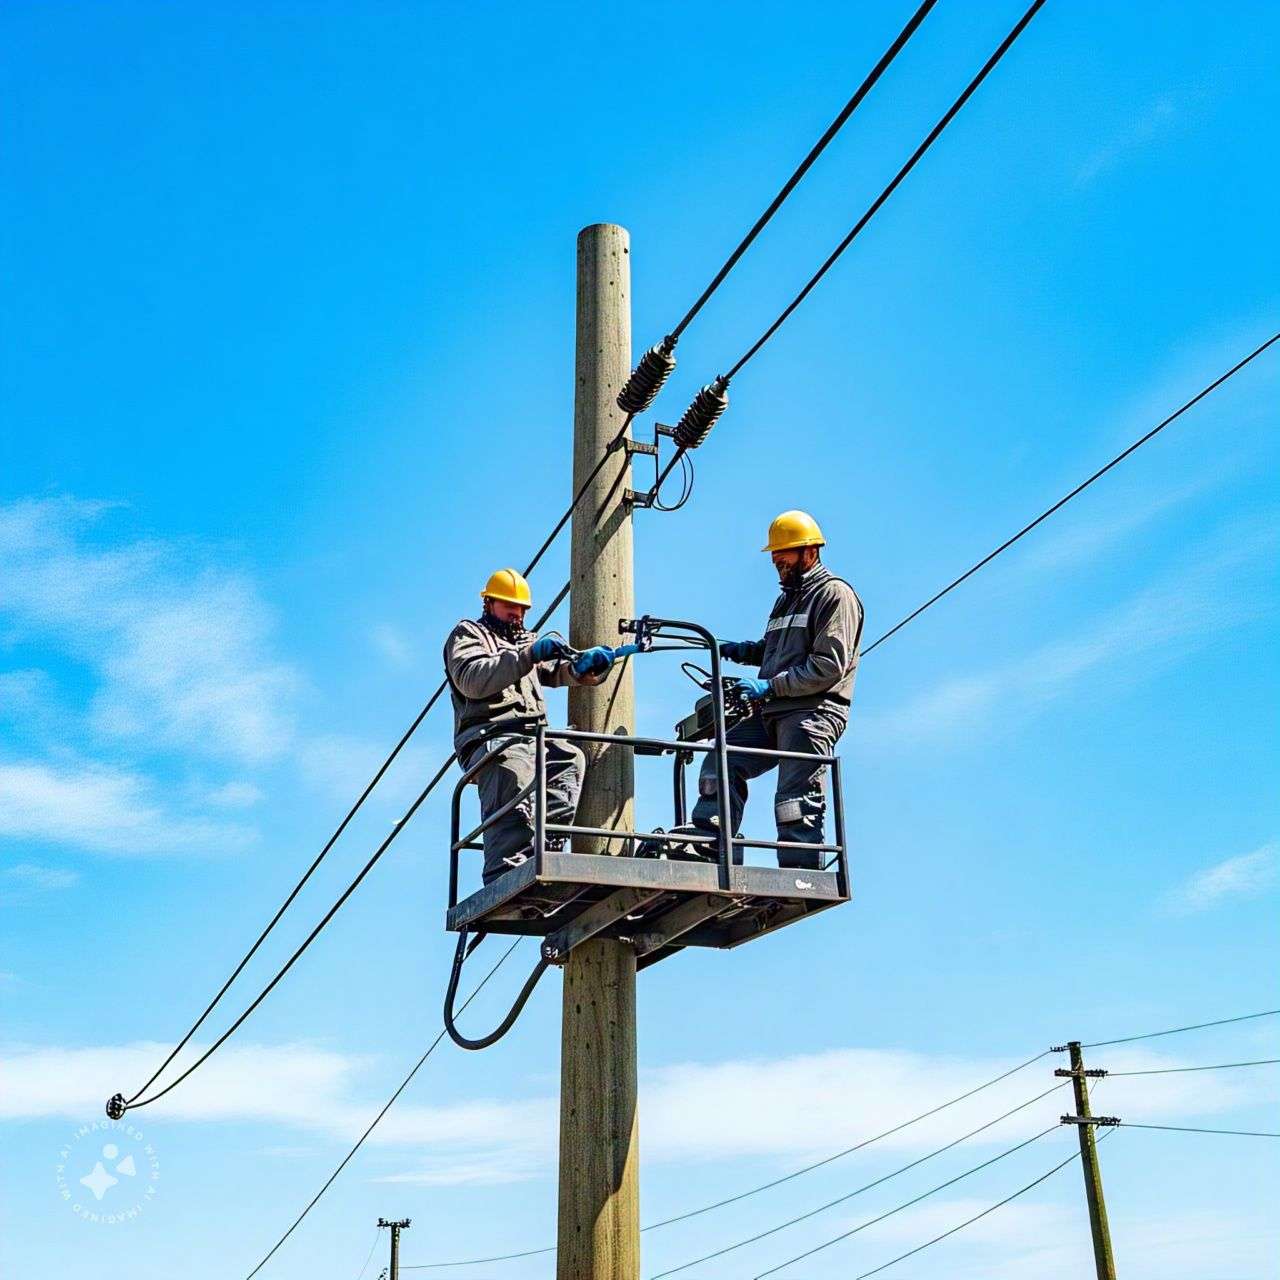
719, 640, 754, 663
529, 635, 571, 663
572, 645, 614, 678
732, 676, 772, 702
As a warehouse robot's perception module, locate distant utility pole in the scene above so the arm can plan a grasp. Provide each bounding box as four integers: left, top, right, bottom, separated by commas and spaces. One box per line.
1056, 1042, 1117, 1280
557, 222, 639, 1280
378, 1217, 411, 1280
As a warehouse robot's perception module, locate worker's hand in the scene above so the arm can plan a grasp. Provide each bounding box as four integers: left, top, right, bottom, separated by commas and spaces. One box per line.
529, 635, 572, 663
572, 645, 615, 678
732, 676, 772, 702
719, 640, 753, 663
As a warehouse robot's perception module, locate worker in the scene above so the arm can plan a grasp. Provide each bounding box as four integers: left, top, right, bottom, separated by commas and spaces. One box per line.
445, 568, 616, 885
689, 511, 863, 870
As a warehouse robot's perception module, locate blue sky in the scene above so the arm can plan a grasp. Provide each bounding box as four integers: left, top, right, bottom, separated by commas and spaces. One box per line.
2, 1, 1277, 1277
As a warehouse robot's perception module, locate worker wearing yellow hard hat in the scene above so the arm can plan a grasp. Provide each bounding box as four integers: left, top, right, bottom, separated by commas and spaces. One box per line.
680, 509, 863, 870
442, 567, 617, 886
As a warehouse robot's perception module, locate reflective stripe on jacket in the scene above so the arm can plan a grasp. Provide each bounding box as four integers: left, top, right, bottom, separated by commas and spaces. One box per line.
737, 563, 863, 717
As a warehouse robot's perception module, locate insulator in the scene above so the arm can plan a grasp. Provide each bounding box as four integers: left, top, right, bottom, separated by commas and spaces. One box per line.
673, 377, 728, 451
616, 339, 677, 416
106, 1092, 127, 1120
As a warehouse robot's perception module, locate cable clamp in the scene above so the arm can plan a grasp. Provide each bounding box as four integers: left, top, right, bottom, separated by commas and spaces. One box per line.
624, 487, 657, 509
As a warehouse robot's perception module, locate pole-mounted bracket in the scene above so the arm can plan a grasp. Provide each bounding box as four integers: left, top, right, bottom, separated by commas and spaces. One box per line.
1055, 1067, 1108, 1078
1061, 1114, 1121, 1127
624, 487, 657, 509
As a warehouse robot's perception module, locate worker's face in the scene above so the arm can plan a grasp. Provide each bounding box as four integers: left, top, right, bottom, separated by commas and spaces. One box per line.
771, 546, 818, 586
487, 598, 529, 627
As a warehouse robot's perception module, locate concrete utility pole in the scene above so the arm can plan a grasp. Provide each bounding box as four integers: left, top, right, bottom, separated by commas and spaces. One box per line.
1064, 1043, 1117, 1280
378, 1217, 411, 1280
557, 222, 640, 1280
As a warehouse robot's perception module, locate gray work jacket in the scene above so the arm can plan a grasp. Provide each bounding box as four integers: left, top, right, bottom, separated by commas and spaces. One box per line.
737, 563, 864, 718
444, 618, 579, 755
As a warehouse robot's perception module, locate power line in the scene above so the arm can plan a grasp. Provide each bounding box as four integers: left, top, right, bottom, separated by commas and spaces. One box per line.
650, 1081, 1069, 1278
1108, 1057, 1280, 1077
771, 1137, 1098, 1280
666, 0, 940, 343
242, 939, 522, 1280
724, 0, 1047, 379
353, 1229, 382, 1280
1120, 1122, 1280, 1139
1082, 1006, 1280, 1049
750, 1125, 1063, 1279
862, 331, 1280, 655
403, 1049, 1052, 1270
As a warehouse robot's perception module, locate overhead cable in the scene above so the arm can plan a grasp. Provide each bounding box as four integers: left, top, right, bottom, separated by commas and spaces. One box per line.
1082, 1006, 1280, 1049
1108, 1057, 1280, 1077
1120, 1122, 1280, 1139
403, 1049, 1051, 1270
750, 1124, 1063, 1279
759, 1137, 1099, 1280
862, 331, 1280, 655
242, 939, 522, 1280
650, 1080, 1069, 1277
665, 0, 940, 345
724, 0, 1047, 380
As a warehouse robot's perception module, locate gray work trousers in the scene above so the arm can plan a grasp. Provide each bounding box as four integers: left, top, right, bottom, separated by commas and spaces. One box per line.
690, 706, 847, 870
461, 734, 585, 884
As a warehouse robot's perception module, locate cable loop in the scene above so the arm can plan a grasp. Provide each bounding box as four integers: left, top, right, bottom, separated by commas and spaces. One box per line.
443, 930, 549, 1051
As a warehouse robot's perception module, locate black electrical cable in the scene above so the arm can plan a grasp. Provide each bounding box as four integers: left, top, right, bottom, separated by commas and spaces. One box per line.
764, 1135, 1101, 1280
112, 470, 585, 1114
443, 931, 550, 1051
724, 0, 1047, 381
666, 0, 940, 344
1108, 1057, 1280, 1077
750, 1124, 1062, 1279
1082, 1006, 1280, 1049
403, 1048, 1051, 1270
242, 938, 522, 1280
1119, 1122, 1280, 1138
651, 1080, 1069, 1278
862, 332, 1280, 656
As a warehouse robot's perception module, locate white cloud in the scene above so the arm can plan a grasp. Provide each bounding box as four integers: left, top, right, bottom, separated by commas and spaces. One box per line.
1159, 842, 1279, 916
1, 861, 80, 890
4, 1039, 1271, 1195
1075, 93, 1185, 187
0, 496, 298, 766
206, 780, 265, 809
0, 759, 254, 857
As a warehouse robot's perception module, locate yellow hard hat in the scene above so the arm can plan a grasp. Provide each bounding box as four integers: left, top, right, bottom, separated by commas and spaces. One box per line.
763, 510, 826, 553
480, 568, 532, 607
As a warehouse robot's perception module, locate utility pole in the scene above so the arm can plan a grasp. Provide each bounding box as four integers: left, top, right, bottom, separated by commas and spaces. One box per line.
1057, 1042, 1117, 1280
378, 1217, 411, 1280
557, 222, 640, 1280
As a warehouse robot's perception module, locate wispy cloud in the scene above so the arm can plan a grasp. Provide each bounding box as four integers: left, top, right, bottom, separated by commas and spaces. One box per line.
863, 514, 1276, 746
0, 496, 298, 766
1075, 93, 1187, 187
1, 862, 80, 891
0, 760, 254, 857
1159, 842, 1279, 916
369, 623, 415, 669
4, 1039, 1269, 1191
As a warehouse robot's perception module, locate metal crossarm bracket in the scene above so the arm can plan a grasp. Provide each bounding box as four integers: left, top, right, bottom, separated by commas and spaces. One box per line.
541, 888, 666, 964
1061, 1114, 1121, 1126
631, 893, 734, 957
1055, 1067, 1108, 1078
624, 439, 659, 458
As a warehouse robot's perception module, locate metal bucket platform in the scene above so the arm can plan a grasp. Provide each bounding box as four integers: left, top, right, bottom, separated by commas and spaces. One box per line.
447, 850, 846, 969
